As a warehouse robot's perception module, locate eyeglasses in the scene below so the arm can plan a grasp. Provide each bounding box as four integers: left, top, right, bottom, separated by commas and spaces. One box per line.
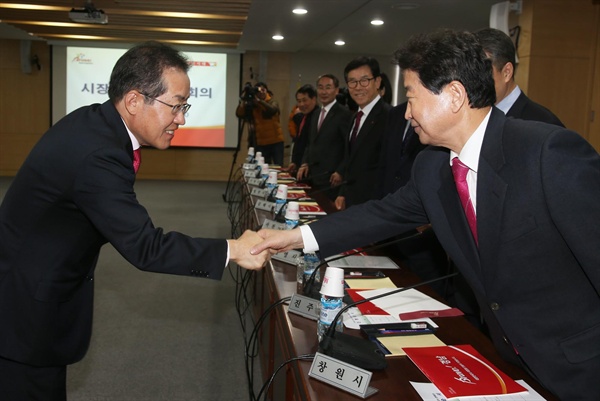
141, 93, 191, 115
346, 77, 376, 89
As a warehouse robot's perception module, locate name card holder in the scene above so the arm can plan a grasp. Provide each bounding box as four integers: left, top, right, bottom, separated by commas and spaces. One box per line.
251, 187, 267, 198
261, 219, 287, 230
308, 353, 378, 399
287, 294, 320, 321
271, 249, 303, 265
244, 170, 259, 178
247, 177, 264, 187
255, 199, 275, 212
242, 163, 258, 170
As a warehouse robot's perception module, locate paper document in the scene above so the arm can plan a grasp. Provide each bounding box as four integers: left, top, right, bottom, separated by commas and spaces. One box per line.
327, 255, 400, 269
355, 288, 452, 318
410, 380, 547, 401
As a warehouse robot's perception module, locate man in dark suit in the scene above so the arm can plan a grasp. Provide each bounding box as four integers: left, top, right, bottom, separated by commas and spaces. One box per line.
0, 41, 268, 401
475, 28, 564, 126
297, 74, 352, 200
252, 30, 600, 400
335, 56, 391, 210
288, 84, 318, 176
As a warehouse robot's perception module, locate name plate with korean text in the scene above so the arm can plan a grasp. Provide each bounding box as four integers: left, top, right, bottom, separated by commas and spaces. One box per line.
255, 199, 275, 212
251, 187, 267, 198
288, 294, 320, 321
308, 353, 378, 399
272, 249, 302, 265
247, 177, 264, 187
244, 170, 259, 178
261, 219, 287, 231
242, 163, 258, 170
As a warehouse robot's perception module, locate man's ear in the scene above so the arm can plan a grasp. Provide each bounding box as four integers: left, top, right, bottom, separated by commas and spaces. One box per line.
502, 62, 514, 83
123, 91, 141, 115
447, 81, 467, 113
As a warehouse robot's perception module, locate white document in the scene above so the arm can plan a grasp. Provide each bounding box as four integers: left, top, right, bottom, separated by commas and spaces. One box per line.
356, 288, 451, 318
343, 306, 438, 330
326, 255, 400, 269
410, 380, 547, 401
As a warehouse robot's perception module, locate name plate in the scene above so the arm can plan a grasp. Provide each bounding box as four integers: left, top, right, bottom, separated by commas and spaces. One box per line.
247, 177, 263, 187
271, 249, 303, 265
244, 170, 259, 178
255, 199, 274, 212
251, 187, 267, 197
242, 163, 257, 170
261, 219, 287, 231
287, 294, 320, 321
308, 353, 378, 399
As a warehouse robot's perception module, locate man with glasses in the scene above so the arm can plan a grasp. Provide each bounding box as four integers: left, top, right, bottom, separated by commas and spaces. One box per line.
334, 56, 391, 210
0, 41, 269, 401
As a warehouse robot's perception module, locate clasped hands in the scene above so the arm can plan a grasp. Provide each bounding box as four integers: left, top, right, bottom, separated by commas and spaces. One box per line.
229, 229, 305, 270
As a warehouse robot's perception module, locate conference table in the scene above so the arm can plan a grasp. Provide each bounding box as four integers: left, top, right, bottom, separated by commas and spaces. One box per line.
238, 175, 557, 401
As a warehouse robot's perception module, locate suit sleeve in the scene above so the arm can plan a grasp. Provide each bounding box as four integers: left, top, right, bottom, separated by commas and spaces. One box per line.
72, 147, 227, 279
541, 130, 600, 292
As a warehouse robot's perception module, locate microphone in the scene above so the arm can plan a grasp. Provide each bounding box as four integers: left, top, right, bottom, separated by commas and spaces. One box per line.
265, 185, 278, 201
302, 226, 429, 299
318, 270, 459, 371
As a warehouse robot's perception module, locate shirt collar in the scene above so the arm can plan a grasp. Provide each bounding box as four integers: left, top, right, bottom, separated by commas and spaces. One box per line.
358, 94, 381, 117
496, 85, 521, 114
321, 99, 337, 113
121, 118, 141, 151
449, 109, 492, 173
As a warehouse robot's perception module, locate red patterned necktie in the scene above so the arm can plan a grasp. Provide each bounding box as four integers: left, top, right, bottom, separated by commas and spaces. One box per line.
133, 148, 142, 174
451, 157, 477, 244
349, 110, 364, 148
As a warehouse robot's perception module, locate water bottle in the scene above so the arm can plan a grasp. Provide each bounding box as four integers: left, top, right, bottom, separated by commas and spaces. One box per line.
296, 253, 320, 294
246, 146, 255, 163
317, 295, 343, 342
284, 201, 299, 229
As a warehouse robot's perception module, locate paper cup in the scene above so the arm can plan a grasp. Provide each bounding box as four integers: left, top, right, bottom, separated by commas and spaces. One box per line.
275, 184, 288, 200
285, 201, 299, 220
319, 267, 345, 298
267, 170, 278, 185
255, 151, 262, 160
247, 147, 255, 156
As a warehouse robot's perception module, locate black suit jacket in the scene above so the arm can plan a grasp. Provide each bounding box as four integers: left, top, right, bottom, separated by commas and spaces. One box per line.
0, 101, 227, 367
506, 92, 564, 127
302, 101, 352, 189
376, 102, 427, 197
309, 108, 600, 400
339, 98, 391, 207
291, 106, 319, 167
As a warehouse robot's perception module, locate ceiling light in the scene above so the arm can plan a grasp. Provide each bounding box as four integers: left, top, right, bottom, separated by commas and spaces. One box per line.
292, 8, 307, 15
335, 40, 345, 46
272, 34, 284, 40
371, 19, 384, 26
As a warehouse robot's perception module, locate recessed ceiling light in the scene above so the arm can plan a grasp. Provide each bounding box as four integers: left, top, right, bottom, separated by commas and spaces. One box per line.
371, 19, 384, 26
272, 34, 284, 40
292, 8, 307, 15
335, 40, 345, 46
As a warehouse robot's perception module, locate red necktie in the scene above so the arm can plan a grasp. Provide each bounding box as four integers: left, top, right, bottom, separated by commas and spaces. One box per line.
451, 157, 477, 244
349, 111, 364, 148
298, 115, 307, 137
133, 148, 142, 174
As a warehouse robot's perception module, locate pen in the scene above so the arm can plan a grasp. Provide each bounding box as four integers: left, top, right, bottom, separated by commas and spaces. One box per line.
345, 271, 385, 277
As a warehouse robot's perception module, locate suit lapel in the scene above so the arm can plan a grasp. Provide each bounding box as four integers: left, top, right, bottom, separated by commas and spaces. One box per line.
476, 108, 508, 284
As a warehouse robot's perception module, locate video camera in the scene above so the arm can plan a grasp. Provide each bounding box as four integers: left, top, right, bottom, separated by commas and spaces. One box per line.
241, 82, 258, 102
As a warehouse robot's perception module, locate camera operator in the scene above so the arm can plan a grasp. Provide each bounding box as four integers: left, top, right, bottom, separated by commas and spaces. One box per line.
236, 82, 284, 166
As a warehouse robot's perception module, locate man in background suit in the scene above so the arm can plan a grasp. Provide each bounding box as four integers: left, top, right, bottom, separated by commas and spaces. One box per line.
475, 28, 564, 126
0, 41, 268, 401
288, 84, 318, 176
297, 74, 352, 200
335, 56, 391, 210
252, 30, 600, 400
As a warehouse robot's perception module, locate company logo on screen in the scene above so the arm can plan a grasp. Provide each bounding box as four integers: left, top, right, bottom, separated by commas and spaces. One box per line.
189, 61, 217, 67
72, 53, 93, 64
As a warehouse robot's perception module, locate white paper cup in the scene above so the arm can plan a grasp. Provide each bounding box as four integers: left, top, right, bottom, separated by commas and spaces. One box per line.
319, 267, 345, 298
267, 170, 278, 185
255, 151, 262, 160
275, 184, 288, 200
248, 147, 255, 156
285, 201, 299, 220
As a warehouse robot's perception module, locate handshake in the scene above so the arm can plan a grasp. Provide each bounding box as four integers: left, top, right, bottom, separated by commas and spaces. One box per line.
228, 228, 306, 270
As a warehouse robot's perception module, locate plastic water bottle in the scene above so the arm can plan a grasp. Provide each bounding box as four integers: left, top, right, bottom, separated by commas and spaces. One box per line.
296, 253, 320, 294
246, 147, 255, 163
317, 295, 343, 342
